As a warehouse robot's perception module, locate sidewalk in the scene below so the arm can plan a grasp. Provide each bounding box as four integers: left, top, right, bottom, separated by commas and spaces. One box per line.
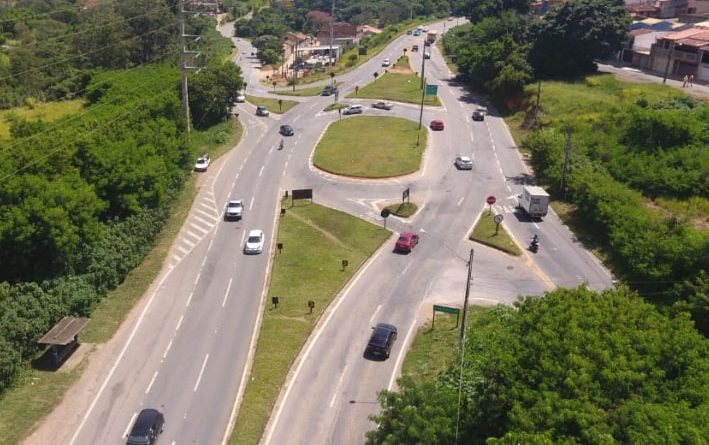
597, 61, 709, 100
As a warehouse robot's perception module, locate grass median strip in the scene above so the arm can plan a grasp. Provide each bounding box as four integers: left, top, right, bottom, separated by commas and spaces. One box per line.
470, 211, 522, 256
350, 69, 441, 106
245, 95, 299, 114
313, 116, 426, 177
229, 200, 390, 445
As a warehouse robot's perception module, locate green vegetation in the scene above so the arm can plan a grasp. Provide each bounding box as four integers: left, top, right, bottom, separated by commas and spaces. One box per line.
368, 287, 709, 444
0, 118, 242, 442
384, 202, 419, 218
245, 95, 299, 114
0, 100, 85, 139
230, 200, 390, 445
271, 83, 339, 97
313, 116, 425, 177
323, 103, 347, 112
349, 71, 441, 106
470, 212, 523, 256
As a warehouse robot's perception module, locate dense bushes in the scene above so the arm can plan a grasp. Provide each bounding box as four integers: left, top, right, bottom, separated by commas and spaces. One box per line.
524, 93, 709, 332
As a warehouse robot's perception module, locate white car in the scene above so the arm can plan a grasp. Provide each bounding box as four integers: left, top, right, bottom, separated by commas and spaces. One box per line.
225, 199, 243, 220
194, 155, 211, 172
455, 155, 473, 170
235, 92, 246, 103
382, 58, 390, 67
244, 229, 265, 254
342, 104, 363, 115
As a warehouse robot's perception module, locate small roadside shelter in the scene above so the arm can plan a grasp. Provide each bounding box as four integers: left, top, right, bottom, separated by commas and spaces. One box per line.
38, 316, 90, 368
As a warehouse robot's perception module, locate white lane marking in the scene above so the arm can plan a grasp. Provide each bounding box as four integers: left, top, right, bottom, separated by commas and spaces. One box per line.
401, 261, 412, 276
263, 244, 388, 445
258, 166, 265, 177
176, 245, 189, 255
369, 305, 382, 325
533, 222, 540, 229
193, 215, 214, 227
123, 412, 137, 438
222, 278, 233, 307
175, 315, 184, 332
185, 291, 193, 307
329, 365, 349, 408
162, 340, 173, 359
70, 262, 174, 445
456, 196, 464, 206
506, 184, 512, 192
388, 321, 418, 391
182, 237, 196, 248
196, 208, 217, 221
193, 353, 210, 392
249, 196, 255, 210
145, 371, 158, 394
186, 229, 203, 239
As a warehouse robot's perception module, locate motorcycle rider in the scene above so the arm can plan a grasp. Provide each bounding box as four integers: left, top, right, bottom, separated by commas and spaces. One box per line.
279, 139, 284, 150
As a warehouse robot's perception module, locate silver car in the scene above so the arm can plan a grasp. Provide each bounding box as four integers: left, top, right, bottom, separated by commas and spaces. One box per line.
455, 155, 473, 170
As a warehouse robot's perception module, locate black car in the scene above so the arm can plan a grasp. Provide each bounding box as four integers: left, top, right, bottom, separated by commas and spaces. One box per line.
321, 86, 338, 96
280, 124, 294, 136
126, 409, 164, 445
472, 109, 485, 121
365, 323, 397, 359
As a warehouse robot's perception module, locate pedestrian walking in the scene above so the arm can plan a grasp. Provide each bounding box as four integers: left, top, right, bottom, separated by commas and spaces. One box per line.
689, 74, 694, 87
682, 75, 688, 87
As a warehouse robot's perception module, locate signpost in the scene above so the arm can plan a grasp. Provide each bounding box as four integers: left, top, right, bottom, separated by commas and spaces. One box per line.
380, 208, 390, 228
494, 214, 504, 235
432, 304, 460, 328
426, 84, 438, 95
402, 188, 410, 203
486, 195, 496, 215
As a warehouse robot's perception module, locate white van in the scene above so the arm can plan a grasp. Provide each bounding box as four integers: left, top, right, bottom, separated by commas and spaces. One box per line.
342, 104, 363, 115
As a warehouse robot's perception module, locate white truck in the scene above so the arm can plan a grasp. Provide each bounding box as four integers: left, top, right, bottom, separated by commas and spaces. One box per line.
517, 186, 550, 219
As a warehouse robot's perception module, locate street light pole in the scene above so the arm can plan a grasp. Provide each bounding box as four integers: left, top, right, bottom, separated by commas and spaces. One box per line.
329, 0, 335, 69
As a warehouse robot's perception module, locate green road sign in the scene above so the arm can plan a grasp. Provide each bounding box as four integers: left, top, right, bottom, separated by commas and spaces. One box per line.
433, 304, 459, 315
426, 84, 439, 95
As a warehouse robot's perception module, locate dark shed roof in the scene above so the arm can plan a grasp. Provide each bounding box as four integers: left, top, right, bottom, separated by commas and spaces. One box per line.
38, 317, 90, 345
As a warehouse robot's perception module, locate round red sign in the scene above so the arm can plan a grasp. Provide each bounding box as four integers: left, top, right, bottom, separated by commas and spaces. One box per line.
486, 195, 496, 205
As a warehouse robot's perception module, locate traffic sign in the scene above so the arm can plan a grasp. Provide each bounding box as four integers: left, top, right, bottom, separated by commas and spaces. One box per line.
486, 195, 496, 205
426, 84, 438, 95
494, 214, 503, 224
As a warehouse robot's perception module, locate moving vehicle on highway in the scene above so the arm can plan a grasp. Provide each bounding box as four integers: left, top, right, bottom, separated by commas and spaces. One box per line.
321, 85, 338, 96
244, 229, 265, 254
225, 199, 244, 220
372, 101, 394, 110
430, 119, 445, 130
279, 124, 294, 136
412, 44, 419, 52
343, 104, 363, 115
454, 155, 473, 170
256, 106, 269, 116
365, 323, 397, 359
395, 232, 419, 253
413, 29, 421, 36
382, 58, 390, 67
126, 409, 164, 445
426, 30, 438, 44
517, 186, 550, 218
194, 155, 211, 172
472, 108, 486, 121
235, 92, 246, 103
424, 50, 431, 59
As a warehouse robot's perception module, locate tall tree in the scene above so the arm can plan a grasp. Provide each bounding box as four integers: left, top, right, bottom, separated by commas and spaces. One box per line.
529, 0, 630, 78
188, 61, 244, 128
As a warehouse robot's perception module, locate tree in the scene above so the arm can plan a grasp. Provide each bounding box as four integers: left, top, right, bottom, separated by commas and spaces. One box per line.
188, 61, 244, 128
452, 0, 530, 24
368, 288, 709, 444
529, 0, 630, 78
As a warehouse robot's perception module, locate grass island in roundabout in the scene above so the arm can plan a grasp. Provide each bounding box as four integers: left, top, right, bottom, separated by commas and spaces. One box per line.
313, 115, 427, 177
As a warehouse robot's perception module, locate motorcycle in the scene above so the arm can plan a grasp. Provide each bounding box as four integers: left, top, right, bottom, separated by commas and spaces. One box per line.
529, 235, 539, 253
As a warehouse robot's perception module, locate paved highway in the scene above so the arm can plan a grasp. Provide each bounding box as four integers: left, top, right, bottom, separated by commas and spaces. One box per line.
29, 18, 612, 445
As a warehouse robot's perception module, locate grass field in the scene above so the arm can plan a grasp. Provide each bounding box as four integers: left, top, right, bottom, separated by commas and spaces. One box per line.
229, 200, 390, 445
470, 211, 523, 256
402, 306, 490, 386
350, 70, 441, 106
384, 201, 419, 218
0, 99, 85, 139
245, 95, 299, 114
504, 74, 686, 144
271, 82, 341, 97
0, 118, 243, 444
313, 116, 426, 177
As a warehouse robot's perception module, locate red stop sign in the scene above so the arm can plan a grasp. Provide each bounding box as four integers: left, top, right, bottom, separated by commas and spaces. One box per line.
486, 195, 496, 205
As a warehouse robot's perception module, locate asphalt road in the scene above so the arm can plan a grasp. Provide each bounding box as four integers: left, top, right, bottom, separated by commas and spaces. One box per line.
39, 18, 612, 445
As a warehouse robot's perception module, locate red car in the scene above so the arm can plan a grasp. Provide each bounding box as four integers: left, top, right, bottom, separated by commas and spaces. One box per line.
395, 232, 419, 253
430, 119, 445, 130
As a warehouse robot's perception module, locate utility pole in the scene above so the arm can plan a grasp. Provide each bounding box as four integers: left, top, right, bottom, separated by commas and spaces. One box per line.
329, 0, 335, 69
418, 76, 426, 129
292, 39, 298, 91
419, 37, 426, 89
179, 0, 190, 135
560, 126, 572, 199
662, 41, 674, 84
459, 249, 474, 341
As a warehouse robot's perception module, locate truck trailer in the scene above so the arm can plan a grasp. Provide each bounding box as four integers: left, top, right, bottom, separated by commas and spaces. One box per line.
517, 186, 550, 219
426, 30, 438, 44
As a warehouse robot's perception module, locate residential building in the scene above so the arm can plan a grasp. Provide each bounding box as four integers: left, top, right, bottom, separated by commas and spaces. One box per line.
649, 26, 709, 80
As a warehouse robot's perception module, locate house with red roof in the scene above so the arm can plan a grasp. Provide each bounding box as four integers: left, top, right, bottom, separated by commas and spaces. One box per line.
649, 26, 709, 80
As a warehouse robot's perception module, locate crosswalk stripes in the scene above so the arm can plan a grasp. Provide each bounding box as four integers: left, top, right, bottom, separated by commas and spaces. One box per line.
168, 189, 221, 268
